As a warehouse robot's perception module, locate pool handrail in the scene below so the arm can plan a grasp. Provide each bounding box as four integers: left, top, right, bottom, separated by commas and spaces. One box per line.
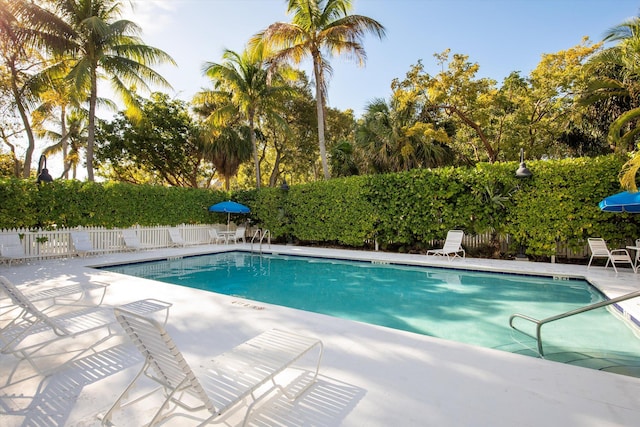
250, 229, 270, 252
509, 289, 640, 356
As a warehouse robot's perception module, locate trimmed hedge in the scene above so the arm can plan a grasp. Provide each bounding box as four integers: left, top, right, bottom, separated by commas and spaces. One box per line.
1, 155, 637, 258
0, 180, 228, 228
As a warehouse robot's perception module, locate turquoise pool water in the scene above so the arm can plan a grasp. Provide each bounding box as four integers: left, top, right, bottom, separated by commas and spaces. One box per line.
102, 251, 640, 369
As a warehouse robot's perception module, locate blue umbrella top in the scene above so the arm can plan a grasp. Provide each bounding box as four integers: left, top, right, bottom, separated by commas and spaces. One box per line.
599, 191, 640, 213
208, 200, 250, 214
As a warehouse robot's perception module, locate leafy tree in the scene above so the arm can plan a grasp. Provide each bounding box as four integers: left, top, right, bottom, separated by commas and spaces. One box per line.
96, 93, 206, 187
0, 0, 72, 177
419, 51, 499, 162
57, 0, 175, 181
254, 0, 385, 180
330, 140, 358, 177
198, 46, 293, 189
0, 151, 14, 176
39, 108, 88, 179
518, 38, 601, 159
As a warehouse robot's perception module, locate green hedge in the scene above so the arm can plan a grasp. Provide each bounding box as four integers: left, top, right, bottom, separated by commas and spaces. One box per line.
1, 155, 637, 258
0, 180, 228, 229
239, 155, 637, 257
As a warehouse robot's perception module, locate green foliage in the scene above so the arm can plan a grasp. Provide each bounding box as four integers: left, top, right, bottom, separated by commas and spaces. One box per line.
1, 155, 636, 260
0, 179, 226, 229
96, 93, 205, 187
505, 155, 633, 255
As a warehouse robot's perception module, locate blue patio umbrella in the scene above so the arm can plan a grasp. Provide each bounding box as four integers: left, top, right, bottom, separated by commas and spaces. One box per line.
208, 200, 250, 231
598, 191, 640, 213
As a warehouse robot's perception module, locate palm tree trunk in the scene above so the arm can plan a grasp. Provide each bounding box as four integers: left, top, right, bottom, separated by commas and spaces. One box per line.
10, 64, 35, 178
86, 68, 98, 182
313, 58, 330, 179
249, 110, 261, 188
60, 105, 68, 179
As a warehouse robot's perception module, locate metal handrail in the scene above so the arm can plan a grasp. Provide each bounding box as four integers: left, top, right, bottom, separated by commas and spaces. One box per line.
509, 289, 640, 356
250, 229, 270, 252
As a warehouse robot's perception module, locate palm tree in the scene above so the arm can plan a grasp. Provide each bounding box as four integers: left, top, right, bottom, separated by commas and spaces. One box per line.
583, 16, 640, 190
356, 98, 450, 173
38, 108, 88, 179
197, 47, 291, 189
204, 125, 253, 191
254, 0, 385, 180
55, 0, 175, 181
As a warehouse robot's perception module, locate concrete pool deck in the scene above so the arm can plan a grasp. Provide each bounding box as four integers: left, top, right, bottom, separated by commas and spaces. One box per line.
1, 244, 639, 426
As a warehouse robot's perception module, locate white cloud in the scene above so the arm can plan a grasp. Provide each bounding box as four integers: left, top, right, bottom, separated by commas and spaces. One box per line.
122, 0, 179, 36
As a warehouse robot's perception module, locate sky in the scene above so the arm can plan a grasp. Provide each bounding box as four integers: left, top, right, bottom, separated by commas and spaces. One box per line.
120, 0, 640, 118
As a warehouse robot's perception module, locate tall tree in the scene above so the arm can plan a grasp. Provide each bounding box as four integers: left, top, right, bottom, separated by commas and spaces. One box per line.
197, 47, 291, 189
356, 97, 450, 173
96, 93, 205, 187
0, 0, 72, 178
38, 108, 88, 179
583, 16, 640, 190
254, 0, 385, 180
56, 0, 175, 181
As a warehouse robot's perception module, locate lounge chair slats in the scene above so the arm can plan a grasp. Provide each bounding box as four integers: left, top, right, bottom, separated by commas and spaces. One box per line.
0, 276, 171, 365
103, 309, 323, 426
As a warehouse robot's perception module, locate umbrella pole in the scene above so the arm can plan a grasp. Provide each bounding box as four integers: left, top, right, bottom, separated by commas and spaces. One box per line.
227, 212, 230, 233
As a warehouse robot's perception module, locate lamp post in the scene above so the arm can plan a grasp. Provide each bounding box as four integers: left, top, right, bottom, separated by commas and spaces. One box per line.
515, 148, 532, 260
36, 154, 53, 184
515, 148, 532, 178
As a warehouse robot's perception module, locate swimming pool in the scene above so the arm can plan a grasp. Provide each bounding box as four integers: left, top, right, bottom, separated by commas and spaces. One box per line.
102, 251, 640, 372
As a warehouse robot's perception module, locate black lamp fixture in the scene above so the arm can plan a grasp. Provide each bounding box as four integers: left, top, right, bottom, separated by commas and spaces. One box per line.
280, 179, 290, 192
515, 148, 532, 178
36, 154, 53, 184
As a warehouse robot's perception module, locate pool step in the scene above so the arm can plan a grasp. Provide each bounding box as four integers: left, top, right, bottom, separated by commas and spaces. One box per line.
496, 341, 640, 378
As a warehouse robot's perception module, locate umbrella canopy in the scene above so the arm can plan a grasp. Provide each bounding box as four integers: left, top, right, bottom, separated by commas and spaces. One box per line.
208, 201, 250, 231
208, 200, 250, 214
599, 191, 640, 213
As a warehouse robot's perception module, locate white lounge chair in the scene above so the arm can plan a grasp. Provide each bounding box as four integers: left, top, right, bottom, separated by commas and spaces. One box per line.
0, 280, 108, 316
208, 228, 227, 244
426, 230, 466, 260
0, 234, 42, 265
71, 231, 111, 256
587, 238, 636, 273
168, 227, 194, 247
227, 226, 246, 244
122, 229, 154, 251
0, 276, 171, 365
101, 308, 323, 427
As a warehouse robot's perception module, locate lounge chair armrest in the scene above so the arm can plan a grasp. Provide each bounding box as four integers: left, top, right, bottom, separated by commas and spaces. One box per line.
610, 249, 631, 256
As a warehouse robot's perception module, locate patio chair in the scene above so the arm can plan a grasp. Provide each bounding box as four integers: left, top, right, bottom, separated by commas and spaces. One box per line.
122, 229, 154, 251
0, 276, 171, 365
101, 308, 323, 427
208, 228, 227, 244
587, 238, 636, 273
168, 227, 195, 247
0, 234, 42, 265
71, 231, 111, 257
227, 226, 246, 244
426, 230, 466, 260
1, 280, 108, 318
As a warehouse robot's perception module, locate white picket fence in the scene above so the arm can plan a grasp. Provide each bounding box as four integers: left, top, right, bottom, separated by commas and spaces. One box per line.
0, 225, 589, 261
0, 224, 234, 259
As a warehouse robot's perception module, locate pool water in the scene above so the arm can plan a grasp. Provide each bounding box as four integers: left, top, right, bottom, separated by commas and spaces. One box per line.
103, 251, 640, 371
